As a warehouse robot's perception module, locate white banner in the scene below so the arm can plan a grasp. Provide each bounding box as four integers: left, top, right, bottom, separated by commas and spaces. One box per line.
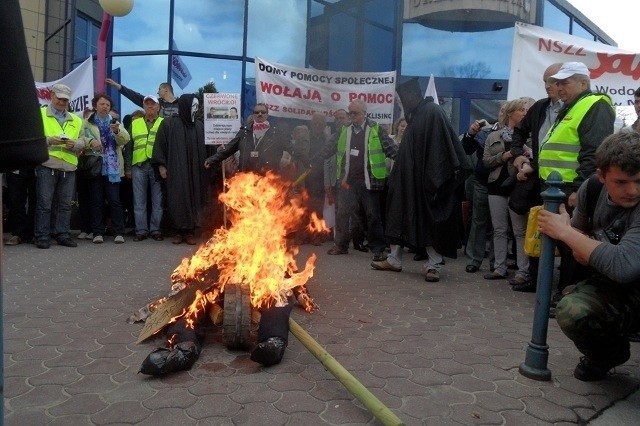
35, 56, 94, 114
509, 22, 639, 107
255, 57, 396, 124
204, 93, 241, 145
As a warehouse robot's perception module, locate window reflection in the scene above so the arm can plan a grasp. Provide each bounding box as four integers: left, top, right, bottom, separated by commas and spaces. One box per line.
402, 24, 513, 79
173, 0, 243, 55
112, 0, 170, 52
247, 0, 307, 66
572, 20, 596, 42
543, 0, 570, 34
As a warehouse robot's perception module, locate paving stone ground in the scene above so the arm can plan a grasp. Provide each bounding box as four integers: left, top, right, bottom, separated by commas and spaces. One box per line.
2, 234, 639, 425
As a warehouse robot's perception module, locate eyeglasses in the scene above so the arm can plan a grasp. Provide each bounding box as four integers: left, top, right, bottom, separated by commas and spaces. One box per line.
253, 110, 267, 115
347, 111, 361, 116
57, 98, 70, 103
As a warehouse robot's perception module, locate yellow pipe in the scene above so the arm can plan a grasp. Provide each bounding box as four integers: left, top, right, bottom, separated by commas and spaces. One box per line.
289, 318, 404, 426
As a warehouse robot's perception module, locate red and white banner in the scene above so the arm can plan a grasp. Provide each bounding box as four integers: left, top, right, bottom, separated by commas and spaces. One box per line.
35, 56, 94, 114
509, 22, 639, 107
255, 57, 396, 124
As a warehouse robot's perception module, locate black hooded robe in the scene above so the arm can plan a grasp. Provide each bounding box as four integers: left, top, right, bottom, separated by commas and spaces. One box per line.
152, 94, 210, 233
384, 98, 471, 258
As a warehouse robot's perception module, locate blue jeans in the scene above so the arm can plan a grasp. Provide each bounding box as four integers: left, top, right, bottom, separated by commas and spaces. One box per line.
34, 166, 76, 241
132, 162, 163, 236
335, 179, 385, 254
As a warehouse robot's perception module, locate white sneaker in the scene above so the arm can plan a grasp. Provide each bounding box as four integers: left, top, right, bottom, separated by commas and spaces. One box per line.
77, 232, 88, 240
114, 235, 125, 244
93, 235, 104, 244
87, 233, 94, 240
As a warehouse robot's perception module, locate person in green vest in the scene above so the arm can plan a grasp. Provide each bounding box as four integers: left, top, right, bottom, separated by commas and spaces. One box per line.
517, 61, 615, 207
514, 62, 615, 297
129, 95, 165, 241
323, 99, 398, 262
34, 83, 87, 249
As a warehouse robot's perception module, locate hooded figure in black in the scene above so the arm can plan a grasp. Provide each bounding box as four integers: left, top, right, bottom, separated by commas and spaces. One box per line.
371, 78, 471, 282
153, 94, 210, 244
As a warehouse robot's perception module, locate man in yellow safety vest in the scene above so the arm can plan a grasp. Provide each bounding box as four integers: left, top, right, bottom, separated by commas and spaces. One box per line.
129, 95, 164, 241
35, 83, 87, 249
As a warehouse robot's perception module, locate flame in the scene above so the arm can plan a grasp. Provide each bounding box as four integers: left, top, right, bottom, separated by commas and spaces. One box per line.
172, 172, 322, 311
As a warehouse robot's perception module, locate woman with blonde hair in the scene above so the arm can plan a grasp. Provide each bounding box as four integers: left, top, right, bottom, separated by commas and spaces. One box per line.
482, 98, 530, 282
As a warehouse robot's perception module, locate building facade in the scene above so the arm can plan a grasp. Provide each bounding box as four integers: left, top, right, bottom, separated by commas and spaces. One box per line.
21, 0, 614, 132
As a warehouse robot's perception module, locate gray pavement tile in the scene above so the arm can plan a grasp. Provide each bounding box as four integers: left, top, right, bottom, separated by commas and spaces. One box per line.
186, 393, 242, 419
5, 408, 52, 426
274, 389, 326, 414
521, 396, 579, 423
141, 387, 198, 410
48, 393, 109, 416
28, 366, 81, 386
136, 408, 199, 426
90, 400, 151, 424
4, 237, 640, 424
449, 404, 505, 425
450, 373, 496, 393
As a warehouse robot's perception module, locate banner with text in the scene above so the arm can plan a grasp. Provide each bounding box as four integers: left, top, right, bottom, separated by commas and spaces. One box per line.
255, 57, 396, 124
35, 56, 94, 114
204, 93, 241, 145
509, 22, 638, 107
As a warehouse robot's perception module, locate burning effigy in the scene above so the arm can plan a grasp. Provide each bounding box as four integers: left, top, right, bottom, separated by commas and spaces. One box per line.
133, 171, 328, 375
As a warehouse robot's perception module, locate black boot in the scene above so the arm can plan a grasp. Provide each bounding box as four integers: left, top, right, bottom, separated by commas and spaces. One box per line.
250, 337, 287, 366
250, 304, 292, 366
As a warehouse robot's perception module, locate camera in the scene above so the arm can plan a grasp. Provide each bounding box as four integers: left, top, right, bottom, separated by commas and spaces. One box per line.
111, 117, 118, 124
593, 219, 624, 245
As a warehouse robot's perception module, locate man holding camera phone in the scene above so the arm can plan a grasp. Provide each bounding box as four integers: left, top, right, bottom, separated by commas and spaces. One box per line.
34, 83, 87, 249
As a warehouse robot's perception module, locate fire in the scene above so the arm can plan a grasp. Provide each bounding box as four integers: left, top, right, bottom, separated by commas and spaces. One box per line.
172, 171, 326, 312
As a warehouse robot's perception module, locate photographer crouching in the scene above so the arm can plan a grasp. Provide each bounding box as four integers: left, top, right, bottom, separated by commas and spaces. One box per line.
537, 131, 640, 381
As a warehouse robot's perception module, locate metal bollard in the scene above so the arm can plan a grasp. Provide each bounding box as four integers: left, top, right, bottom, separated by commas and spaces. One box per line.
519, 171, 566, 381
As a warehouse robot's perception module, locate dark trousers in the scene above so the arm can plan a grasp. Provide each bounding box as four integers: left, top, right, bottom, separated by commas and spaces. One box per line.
77, 175, 104, 235
335, 179, 385, 254
6, 169, 36, 240
102, 178, 126, 235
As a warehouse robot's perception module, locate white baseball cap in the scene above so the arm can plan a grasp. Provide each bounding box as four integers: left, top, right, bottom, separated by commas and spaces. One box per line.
550, 62, 590, 80
143, 95, 159, 104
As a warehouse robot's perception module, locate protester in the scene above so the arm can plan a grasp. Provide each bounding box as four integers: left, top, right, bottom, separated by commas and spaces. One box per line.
78, 93, 130, 244
204, 103, 304, 174
129, 97, 165, 241
372, 78, 470, 282
482, 98, 530, 282
105, 78, 179, 117
514, 61, 615, 297
305, 113, 330, 214
153, 94, 210, 245
461, 116, 499, 273
537, 131, 640, 381
4, 167, 36, 246
508, 63, 563, 291
34, 83, 86, 249
324, 99, 398, 262
619, 87, 640, 133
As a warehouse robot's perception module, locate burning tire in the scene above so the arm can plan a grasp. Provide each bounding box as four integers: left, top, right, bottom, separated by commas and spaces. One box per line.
222, 283, 252, 349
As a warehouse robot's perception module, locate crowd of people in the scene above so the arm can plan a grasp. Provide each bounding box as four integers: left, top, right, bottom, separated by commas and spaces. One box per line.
3, 60, 640, 379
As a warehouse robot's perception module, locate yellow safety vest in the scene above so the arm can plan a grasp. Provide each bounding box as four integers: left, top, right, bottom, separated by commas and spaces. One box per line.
41, 108, 83, 166
131, 117, 164, 165
539, 94, 612, 182
336, 123, 387, 181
